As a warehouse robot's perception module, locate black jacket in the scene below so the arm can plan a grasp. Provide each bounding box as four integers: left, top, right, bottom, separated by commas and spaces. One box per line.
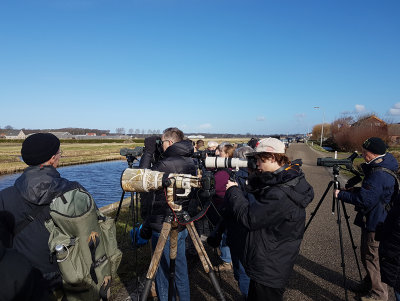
225, 160, 314, 288
142, 140, 196, 233
0, 241, 50, 301
0, 165, 81, 289
379, 200, 400, 291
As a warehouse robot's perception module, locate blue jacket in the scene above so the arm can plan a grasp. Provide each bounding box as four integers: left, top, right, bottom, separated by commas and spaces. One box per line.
338, 153, 398, 232
379, 201, 400, 291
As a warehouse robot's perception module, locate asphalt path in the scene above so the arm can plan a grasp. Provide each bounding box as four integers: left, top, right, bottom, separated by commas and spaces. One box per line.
285, 143, 395, 301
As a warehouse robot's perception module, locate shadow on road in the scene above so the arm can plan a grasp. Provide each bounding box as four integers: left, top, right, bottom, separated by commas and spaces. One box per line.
288, 254, 360, 300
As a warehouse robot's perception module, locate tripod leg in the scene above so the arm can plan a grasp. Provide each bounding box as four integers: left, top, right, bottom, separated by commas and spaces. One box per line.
335, 194, 349, 301
186, 222, 226, 301
114, 191, 125, 224
140, 221, 172, 301
341, 200, 363, 281
305, 181, 334, 231
168, 221, 178, 301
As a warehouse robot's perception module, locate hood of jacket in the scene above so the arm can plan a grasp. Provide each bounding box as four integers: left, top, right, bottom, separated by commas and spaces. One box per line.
162, 139, 194, 159
246, 159, 314, 208
14, 165, 79, 205
362, 152, 399, 174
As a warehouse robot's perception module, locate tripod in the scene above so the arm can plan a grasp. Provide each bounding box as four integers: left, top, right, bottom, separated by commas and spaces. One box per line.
115, 154, 144, 301
115, 154, 138, 225
305, 165, 362, 301
140, 208, 226, 301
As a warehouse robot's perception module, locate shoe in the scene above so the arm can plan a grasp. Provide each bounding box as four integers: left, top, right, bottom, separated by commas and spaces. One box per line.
215, 261, 232, 272
360, 293, 383, 301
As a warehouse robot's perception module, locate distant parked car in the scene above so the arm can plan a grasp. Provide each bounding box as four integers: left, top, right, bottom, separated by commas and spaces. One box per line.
281, 138, 289, 149
296, 137, 305, 143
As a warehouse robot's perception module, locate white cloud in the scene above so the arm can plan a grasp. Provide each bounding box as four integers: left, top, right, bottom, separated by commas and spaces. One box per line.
389, 103, 400, 116
256, 116, 265, 121
198, 123, 212, 129
355, 104, 366, 113
295, 113, 306, 123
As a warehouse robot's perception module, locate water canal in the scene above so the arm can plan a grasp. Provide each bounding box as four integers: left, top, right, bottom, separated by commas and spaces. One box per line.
0, 160, 138, 208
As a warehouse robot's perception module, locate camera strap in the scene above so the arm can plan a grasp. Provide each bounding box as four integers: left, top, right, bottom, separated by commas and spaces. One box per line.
14, 203, 48, 236
370, 167, 400, 211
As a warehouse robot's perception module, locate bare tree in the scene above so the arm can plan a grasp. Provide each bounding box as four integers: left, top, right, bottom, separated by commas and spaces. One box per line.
116, 128, 125, 135
5, 125, 13, 130
128, 128, 134, 135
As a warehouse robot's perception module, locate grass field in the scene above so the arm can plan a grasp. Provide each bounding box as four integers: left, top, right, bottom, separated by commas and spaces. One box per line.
0, 138, 250, 175
0, 142, 142, 174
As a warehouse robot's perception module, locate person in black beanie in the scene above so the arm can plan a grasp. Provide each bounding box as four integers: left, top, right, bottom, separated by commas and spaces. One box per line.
335, 137, 398, 301
0, 133, 87, 299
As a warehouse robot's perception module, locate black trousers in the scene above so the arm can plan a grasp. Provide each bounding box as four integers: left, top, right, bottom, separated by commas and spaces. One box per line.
248, 280, 285, 301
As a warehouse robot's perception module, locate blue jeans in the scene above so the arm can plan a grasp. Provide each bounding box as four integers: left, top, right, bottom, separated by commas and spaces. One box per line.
220, 232, 232, 263
395, 289, 400, 301
151, 229, 190, 301
230, 248, 250, 297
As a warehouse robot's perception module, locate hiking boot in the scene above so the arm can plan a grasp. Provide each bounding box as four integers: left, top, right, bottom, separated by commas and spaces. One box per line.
215, 261, 232, 272
360, 293, 383, 301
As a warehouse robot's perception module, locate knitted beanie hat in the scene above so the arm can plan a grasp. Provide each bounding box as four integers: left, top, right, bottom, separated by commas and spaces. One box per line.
362, 137, 387, 155
21, 133, 60, 166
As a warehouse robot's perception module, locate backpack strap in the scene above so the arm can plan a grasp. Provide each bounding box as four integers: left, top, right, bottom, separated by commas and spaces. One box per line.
370, 166, 400, 211
14, 205, 48, 236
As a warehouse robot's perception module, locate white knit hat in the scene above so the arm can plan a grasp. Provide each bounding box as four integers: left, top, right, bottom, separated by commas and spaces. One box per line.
247, 137, 285, 156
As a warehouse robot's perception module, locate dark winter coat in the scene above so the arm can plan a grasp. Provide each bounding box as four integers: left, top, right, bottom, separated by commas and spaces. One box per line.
142, 140, 196, 233
225, 160, 314, 288
0, 241, 50, 301
379, 200, 400, 291
338, 153, 398, 232
225, 168, 255, 258
0, 165, 82, 290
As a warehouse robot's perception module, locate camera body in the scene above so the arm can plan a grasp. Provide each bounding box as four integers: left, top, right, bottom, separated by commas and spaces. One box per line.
192, 149, 216, 160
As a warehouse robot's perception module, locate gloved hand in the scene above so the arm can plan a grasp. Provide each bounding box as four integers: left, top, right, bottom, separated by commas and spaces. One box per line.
144, 136, 161, 154
139, 222, 152, 240
130, 224, 149, 247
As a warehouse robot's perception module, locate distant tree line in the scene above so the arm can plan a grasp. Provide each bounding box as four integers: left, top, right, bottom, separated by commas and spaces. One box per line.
312, 113, 392, 151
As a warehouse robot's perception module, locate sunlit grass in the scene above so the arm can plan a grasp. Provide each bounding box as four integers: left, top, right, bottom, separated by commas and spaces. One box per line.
0, 142, 143, 174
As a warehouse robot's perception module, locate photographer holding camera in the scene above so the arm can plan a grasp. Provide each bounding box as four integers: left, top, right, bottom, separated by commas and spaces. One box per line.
224, 138, 314, 301
139, 127, 196, 301
335, 137, 398, 301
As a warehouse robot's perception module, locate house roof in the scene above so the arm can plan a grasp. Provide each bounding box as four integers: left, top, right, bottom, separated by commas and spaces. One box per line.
352, 115, 387, 127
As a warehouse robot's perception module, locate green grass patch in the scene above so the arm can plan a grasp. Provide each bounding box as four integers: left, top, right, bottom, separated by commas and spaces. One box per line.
109, 206, 152, 299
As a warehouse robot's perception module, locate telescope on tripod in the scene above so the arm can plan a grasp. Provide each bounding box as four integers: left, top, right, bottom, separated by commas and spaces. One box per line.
306, 152, 363, 301
120, 167, 225, 301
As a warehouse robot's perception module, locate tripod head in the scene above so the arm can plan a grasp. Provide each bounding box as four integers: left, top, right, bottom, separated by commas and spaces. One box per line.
120, 168, 215, 213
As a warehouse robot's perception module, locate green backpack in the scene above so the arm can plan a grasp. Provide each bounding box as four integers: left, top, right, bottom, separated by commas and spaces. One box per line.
45, 188, 122, 301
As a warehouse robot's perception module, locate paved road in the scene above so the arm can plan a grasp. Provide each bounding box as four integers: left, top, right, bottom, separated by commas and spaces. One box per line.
285, 143, 394, 301
124, 143, 395, 301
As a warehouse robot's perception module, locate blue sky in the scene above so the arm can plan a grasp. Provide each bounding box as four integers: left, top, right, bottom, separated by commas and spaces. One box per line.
1, 0, 399, 135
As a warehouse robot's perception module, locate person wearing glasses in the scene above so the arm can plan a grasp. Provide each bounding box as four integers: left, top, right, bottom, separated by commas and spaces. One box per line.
0, 133, 87, 299
139, 127, 196, 301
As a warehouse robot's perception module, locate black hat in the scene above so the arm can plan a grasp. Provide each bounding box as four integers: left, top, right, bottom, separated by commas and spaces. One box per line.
362, 137, 387, 155
21, 133, 60, 166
